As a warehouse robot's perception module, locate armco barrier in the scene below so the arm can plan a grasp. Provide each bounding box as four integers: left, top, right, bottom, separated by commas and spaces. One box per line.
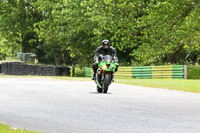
115, 67, 132, 78
1, 62, 71, 76
84, 65, 187, 79
132, 65, 187, 79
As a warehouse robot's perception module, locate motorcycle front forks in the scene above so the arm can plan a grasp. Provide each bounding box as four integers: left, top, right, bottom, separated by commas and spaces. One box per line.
97, 69, 114, 84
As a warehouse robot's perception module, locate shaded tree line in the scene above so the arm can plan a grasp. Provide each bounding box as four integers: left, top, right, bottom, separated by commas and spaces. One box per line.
0, 0, 199, 66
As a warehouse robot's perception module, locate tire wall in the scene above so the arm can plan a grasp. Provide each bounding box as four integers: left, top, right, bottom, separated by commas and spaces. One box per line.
0, 62, 71, 76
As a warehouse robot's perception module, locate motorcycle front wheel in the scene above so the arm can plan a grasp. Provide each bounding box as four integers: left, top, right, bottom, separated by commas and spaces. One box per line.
103, 73, 110, 93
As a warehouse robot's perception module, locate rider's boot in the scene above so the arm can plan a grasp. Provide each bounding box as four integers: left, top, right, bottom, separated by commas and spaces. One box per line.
111, 73, 115, 82
92, 63, 98, 80
91, 72, 96, 80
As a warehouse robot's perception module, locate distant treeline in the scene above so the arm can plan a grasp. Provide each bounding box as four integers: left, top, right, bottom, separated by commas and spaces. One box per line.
0, 0, 199, 66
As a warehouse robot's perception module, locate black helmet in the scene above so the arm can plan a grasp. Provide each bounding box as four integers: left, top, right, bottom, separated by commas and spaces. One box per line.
102, 39, 110, 49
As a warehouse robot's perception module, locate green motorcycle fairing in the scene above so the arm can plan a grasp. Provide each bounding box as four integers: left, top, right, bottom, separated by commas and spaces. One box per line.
95, 55, 117, 88
98, 61, 117, 72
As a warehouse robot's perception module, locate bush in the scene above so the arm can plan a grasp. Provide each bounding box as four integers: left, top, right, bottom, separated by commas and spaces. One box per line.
188, 65, 200, 79
74, 67, 85, 77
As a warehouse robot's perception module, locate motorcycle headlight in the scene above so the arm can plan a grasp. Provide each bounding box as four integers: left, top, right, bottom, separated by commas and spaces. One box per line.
102, 66, 107, 69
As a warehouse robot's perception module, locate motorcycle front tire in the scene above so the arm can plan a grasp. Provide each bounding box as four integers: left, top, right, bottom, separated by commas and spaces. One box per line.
103, 73, 110, 93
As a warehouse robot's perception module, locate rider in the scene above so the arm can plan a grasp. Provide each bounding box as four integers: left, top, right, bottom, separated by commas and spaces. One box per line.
92, 39, 119, 80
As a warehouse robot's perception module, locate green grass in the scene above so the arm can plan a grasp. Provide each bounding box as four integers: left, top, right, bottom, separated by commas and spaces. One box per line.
0, 75, 91, 81
115, 78, 200, 93
0, 75, 200, 93
0, 123, 41, 133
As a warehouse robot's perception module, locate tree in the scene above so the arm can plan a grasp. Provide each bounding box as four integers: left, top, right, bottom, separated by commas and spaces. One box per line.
34, 0, 97, 66
0, 0, 42, 56
133, 0, 200, 65
0, 0, 199, 65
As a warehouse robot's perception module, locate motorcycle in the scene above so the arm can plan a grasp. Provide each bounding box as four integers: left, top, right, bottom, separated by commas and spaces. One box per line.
95, 55, 117, 93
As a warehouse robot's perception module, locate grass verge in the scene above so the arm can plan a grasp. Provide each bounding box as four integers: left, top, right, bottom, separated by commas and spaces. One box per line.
0, 75, 91, 81
0, 123, 41, 133
0, 75, 200, 93
115, 78, 200, 93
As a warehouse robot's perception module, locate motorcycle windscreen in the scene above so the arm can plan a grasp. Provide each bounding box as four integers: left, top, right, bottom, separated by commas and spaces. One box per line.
103, 55, 112, 63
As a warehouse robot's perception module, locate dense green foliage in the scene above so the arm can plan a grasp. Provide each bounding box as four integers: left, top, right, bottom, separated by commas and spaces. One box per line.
188, 65, 200, 79
0, 0, 199, 66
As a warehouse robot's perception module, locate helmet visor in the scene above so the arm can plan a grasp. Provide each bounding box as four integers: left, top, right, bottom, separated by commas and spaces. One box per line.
103, 41, 109, 45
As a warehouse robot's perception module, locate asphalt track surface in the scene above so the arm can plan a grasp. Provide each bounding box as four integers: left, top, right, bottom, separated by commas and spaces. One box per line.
0, 77, 200, 133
